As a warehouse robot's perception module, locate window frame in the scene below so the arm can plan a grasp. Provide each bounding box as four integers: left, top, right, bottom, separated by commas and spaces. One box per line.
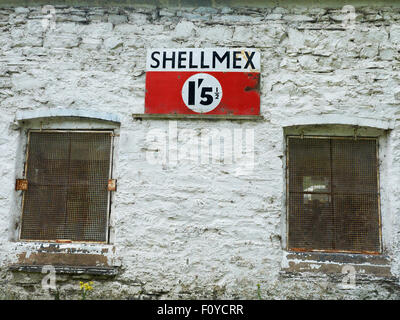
285, 134, 383, 255
19, 129, 115, 244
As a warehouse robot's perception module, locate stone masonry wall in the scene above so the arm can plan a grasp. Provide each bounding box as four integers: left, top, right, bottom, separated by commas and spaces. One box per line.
0, 3, 400, 299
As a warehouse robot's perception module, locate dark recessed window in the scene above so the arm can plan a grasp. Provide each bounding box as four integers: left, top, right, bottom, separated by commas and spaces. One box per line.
20, 131, 113, 243
287, 136, 381, 254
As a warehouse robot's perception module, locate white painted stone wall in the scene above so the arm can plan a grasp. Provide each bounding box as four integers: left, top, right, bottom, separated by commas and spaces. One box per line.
0, 3, 400, 299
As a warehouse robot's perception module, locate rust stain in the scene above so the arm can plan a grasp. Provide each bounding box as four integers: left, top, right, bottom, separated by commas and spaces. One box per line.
56, 239, 72, 243
290, 248, 380, 255
244, 73, 260, 93
17, 252, 109, 267
244, 86, 259, 92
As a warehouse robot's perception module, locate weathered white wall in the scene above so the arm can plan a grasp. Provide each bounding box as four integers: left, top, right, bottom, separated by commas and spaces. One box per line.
0, 3, 400, 299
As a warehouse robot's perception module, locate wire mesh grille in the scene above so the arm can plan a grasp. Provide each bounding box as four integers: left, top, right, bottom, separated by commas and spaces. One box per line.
288, 137, 380, 253
20, 131, 112, 242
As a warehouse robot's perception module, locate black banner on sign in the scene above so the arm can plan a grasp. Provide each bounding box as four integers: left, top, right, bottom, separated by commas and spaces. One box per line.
0, 299, 394, 319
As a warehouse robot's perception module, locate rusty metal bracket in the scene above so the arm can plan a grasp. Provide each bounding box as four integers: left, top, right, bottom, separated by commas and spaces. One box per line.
108, 179, 117, 191
15, 179, 28, 191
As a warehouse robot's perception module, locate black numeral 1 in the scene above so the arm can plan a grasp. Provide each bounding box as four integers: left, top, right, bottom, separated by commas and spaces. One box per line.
188, 81, 195, 105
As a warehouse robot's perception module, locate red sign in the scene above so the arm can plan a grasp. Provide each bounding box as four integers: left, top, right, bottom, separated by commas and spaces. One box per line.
145, 48, 260, 115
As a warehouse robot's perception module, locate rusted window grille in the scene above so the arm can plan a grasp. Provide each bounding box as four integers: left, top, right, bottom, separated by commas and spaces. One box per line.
20, 131, 113, 243
287, 136, 381, 254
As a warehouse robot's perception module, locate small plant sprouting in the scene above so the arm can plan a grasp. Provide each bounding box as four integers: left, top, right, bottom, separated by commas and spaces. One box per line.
257, 283, 262, 300
50, 288, 60, 300
80, 281, 94, 300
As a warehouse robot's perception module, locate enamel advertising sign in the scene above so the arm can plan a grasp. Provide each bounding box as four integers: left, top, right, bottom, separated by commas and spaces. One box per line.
145, 48, 260, 115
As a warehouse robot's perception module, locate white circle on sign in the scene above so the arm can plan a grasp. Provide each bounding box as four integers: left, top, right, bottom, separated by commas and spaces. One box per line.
181, 73, 223, 113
